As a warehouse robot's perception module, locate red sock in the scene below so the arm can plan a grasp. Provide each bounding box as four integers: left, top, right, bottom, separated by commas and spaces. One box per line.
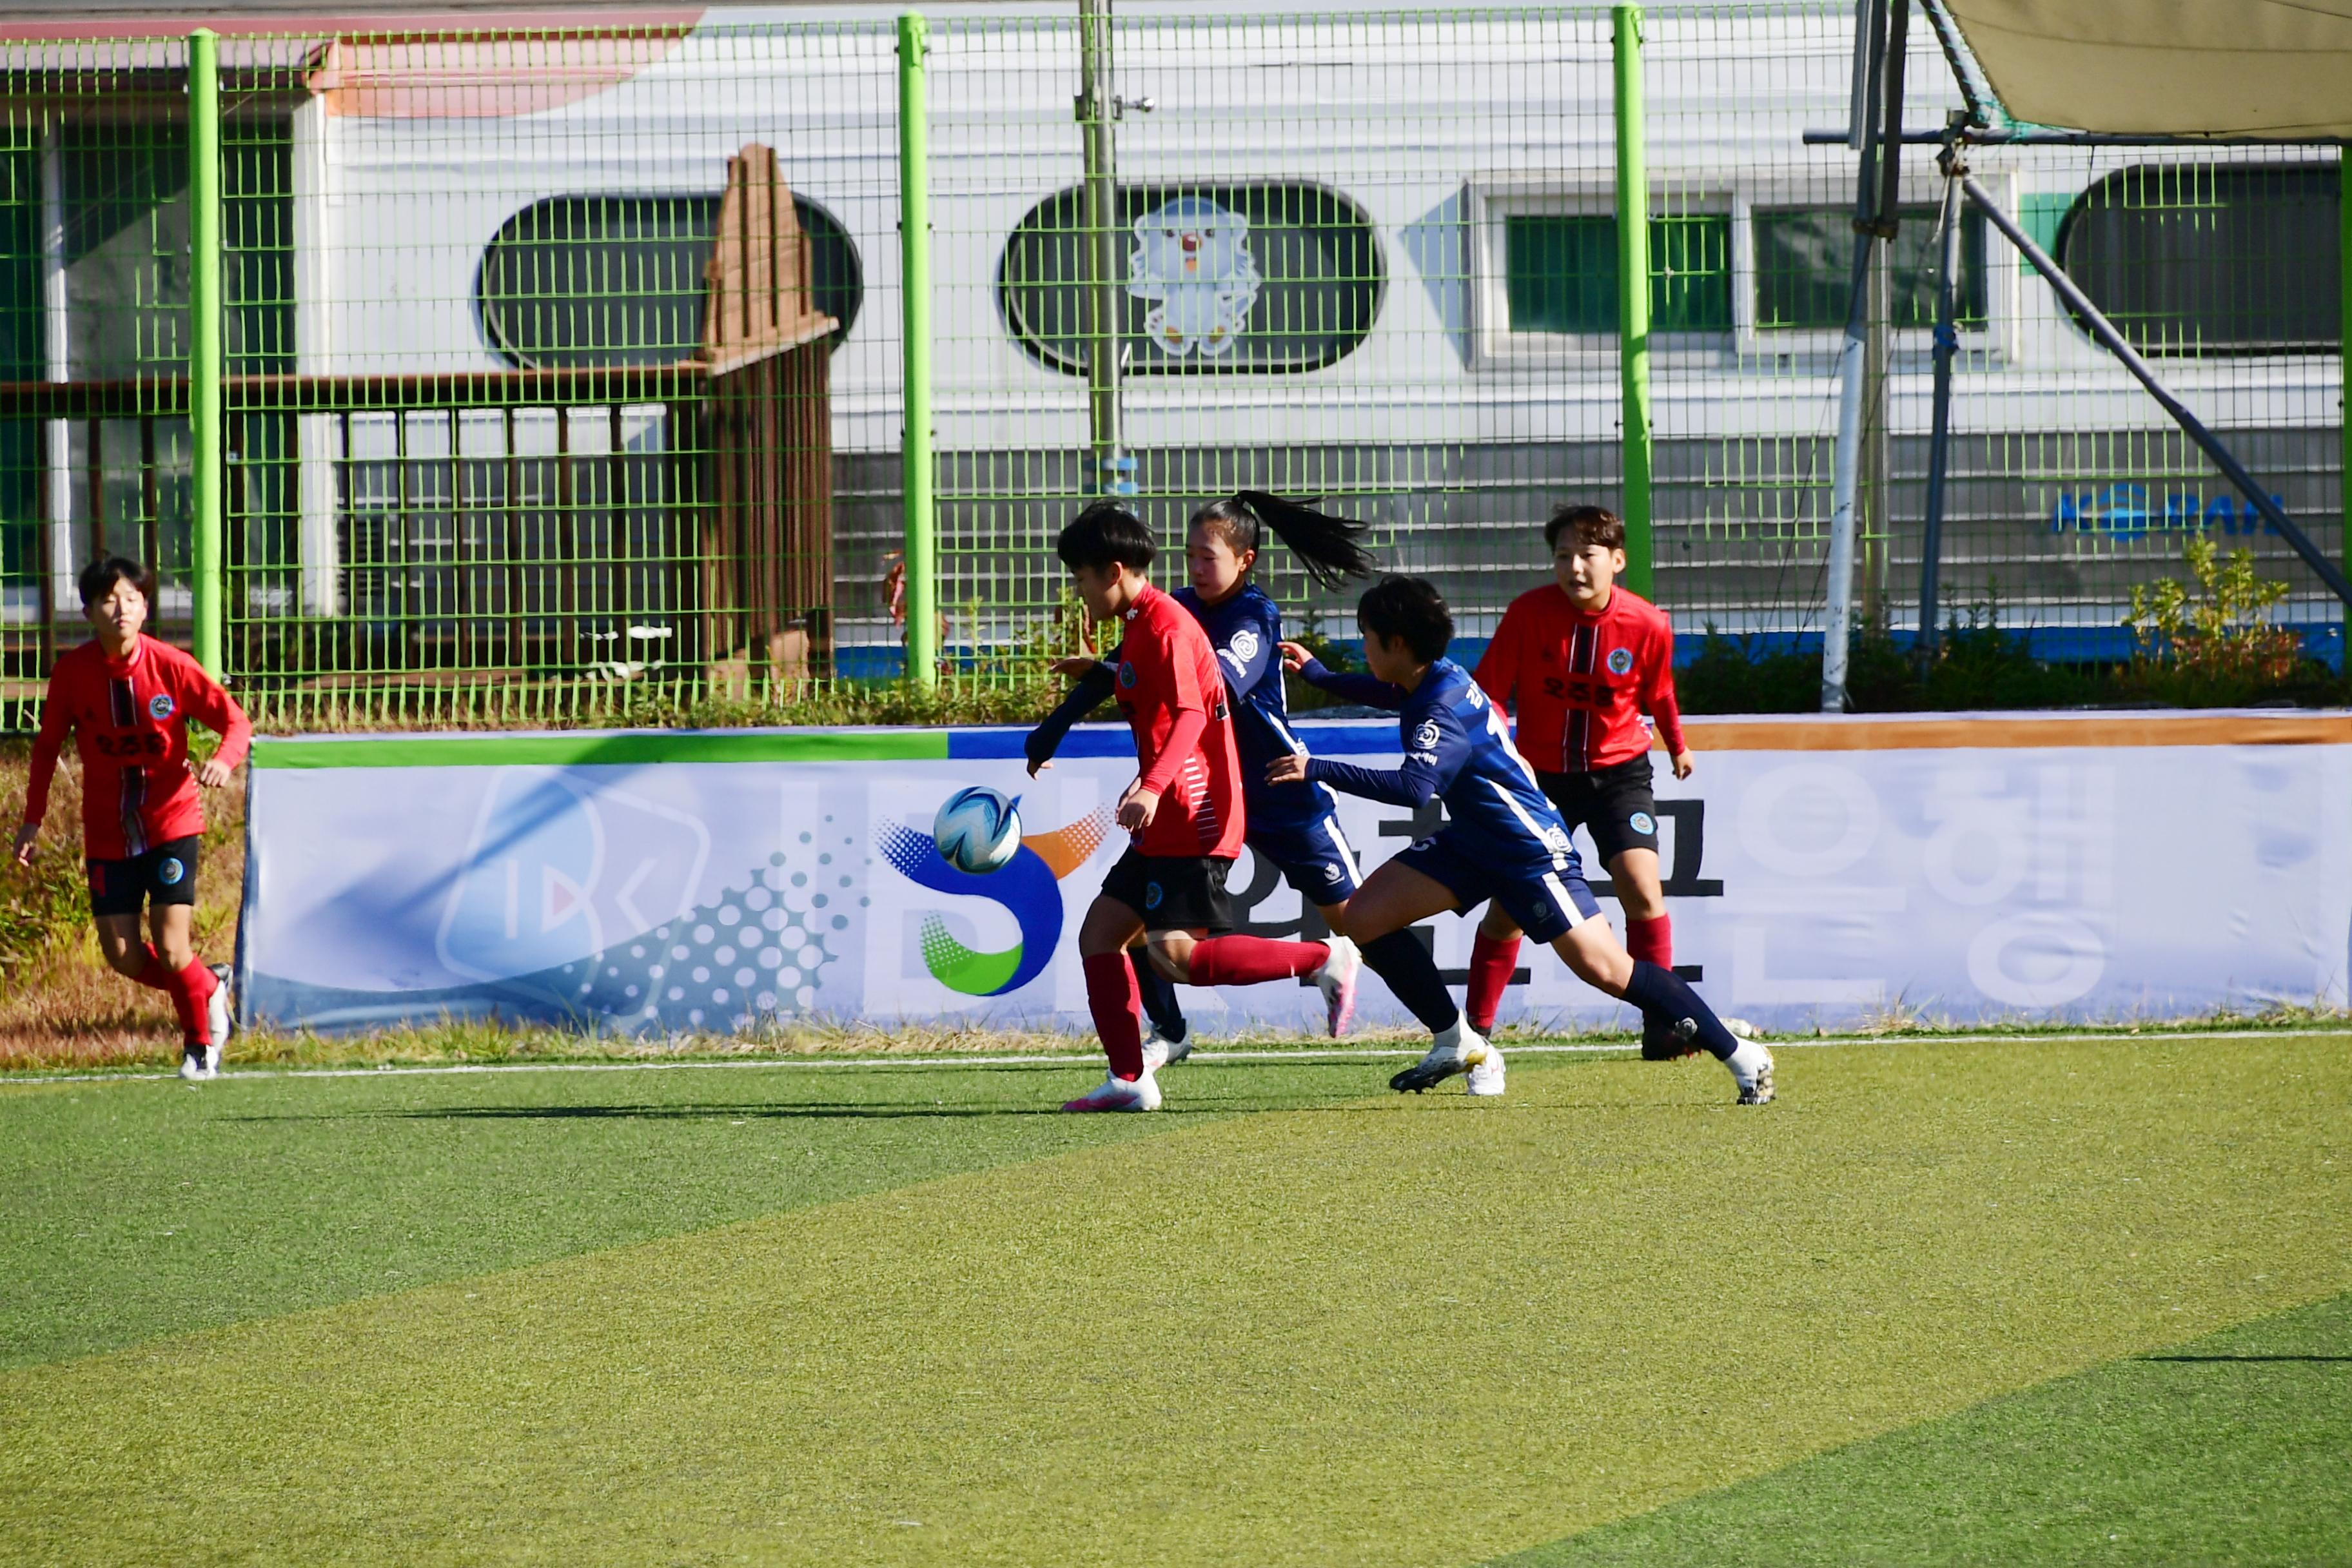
130, 943, 175, 993
1465, 930, 1522, 1034
1625, 914, 1672, 969
1186, 936, 1329, 988
165, 959, 218, 1047
1082, 952, 1145, 1081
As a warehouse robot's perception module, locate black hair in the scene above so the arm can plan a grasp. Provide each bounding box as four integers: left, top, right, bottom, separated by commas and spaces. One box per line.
1544, 503, 1627, 553
1355, 575, 1452, 664
77, 556, 153, 609
1055, 501, 1156, 574
1190, 491, 1378, 591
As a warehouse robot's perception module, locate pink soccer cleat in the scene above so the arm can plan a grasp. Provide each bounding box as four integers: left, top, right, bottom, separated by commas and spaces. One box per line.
1313, 934, 1362, 1037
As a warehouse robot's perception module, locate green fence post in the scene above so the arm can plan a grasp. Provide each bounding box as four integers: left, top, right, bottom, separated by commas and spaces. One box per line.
188, 28, 224, 677
1612, 4, 1654, 598
2341, 150, 2349, 594
897, 12, 938, 690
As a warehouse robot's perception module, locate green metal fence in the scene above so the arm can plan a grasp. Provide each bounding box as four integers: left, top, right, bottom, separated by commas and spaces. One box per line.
0, 7, 2342, 729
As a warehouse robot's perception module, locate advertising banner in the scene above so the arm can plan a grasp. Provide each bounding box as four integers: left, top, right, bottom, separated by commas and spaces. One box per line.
240, 717, 2352, 1035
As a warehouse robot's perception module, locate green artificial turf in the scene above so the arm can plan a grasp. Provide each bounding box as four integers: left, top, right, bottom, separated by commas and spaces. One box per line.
1498, 1289, 2352, 1567
1, 1036, 2347, 1565
0, 1056, 1369, 1367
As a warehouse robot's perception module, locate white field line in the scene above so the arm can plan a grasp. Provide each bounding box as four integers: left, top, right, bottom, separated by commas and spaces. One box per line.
4, 1026, 2342, 1086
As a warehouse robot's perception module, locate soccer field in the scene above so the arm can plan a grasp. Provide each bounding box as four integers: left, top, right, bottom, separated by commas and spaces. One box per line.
4, 1034, 2348, 1565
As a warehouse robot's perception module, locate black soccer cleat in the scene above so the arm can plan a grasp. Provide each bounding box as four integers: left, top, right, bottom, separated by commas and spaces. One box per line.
1389, 1033, 1485, 1094
1641, 1014, 1703, 1061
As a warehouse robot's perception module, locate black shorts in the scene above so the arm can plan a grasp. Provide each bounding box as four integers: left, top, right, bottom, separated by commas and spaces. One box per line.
1538, 755, 1661, 863
1099, 848, 1234, 934
88, 836, 201, 919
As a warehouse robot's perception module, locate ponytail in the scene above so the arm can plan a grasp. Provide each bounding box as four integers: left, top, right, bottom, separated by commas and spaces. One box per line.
1191, 491, 1378, 591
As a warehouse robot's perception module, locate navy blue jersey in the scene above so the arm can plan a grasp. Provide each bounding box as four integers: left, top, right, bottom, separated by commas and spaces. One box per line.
1173, 583, 1337, 830
1300, 656, 1580, 872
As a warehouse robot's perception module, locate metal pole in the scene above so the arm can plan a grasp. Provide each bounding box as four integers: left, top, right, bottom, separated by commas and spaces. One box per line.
1917, 141, 1964, 659
1964, 173, 2352, 611
188, 28, 224, 676
897, 13, 938, 689
1823, 0, 1888, 711
1612, 4, 1654, 597
1861, 0, 1908, 625
1077, 0, 1131, 500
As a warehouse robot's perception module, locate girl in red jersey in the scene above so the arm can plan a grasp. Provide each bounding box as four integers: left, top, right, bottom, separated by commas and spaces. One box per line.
1047, 504, 1360, 1112
13, 558, 251, 1080
1470, 505, 1752, 1059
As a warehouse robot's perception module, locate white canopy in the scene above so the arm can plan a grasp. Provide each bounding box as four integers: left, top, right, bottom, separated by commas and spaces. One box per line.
1941, 0, 2352, 139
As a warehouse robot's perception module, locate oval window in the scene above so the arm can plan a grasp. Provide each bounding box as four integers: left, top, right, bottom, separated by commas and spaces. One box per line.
480, 192, 861, 369
2057, 163, 2340, 355
999, 182, 1381, 375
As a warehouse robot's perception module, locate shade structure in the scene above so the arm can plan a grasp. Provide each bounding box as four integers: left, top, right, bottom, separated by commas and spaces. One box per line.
1941, 0, 2352, 139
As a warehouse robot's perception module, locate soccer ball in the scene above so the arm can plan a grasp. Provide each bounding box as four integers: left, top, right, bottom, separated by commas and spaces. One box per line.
932, 785, 1022, 874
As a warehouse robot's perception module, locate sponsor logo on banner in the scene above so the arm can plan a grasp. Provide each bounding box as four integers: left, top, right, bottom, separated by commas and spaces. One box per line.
877, 803, 1116, 997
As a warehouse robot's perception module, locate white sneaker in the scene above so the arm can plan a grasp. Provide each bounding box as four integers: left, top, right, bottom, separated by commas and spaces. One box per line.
1729, 1039, 1776, 1105
1465, 1046, 1507, 1097
177, 1046, 206, 1082
1063, 1070, 1163, 1113
1141, 1026, 1191, 1073
1389, 1020, 1490, 1093
204, 964, 233, 1074
1311, 935, 1361, 1037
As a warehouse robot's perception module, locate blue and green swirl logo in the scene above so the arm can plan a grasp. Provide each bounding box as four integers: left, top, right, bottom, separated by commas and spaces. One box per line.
876, 806, 1112, 996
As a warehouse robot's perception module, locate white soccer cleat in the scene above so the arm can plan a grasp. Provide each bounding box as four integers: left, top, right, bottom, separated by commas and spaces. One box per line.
204, 963, 234, 1068
177, 1046, 206, 1083
1729, 1039, 1776, 1105
1389, 1020, 1490, 1094
1312, 934, 1362, 1037
1141, 1025, 1191, 1073
1063, 1070, 1163, 1113
1465, 1046, 1507, 1097
1721, 1016, 1764, 1041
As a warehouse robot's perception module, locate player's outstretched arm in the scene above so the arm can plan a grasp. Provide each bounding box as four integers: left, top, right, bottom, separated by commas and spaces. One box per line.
1277, 642, 1407, 709
17, 685, 70, 859
184, 658, 251, 788
1025, 658, 1118, 777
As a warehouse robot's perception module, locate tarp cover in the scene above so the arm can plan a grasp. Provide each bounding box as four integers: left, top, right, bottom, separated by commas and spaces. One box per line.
1943, 0, 2352, 139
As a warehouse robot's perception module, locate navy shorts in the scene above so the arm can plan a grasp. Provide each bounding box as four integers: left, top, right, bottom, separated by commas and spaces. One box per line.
88, 835, 201, 919
1247, 810, 1363, 906
1391, 829, 1602, 945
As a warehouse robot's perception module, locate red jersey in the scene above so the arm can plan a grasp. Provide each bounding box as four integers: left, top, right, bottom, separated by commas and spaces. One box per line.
23, 634, 252, 860
1475, 583, 1687, 773
1111, 583, 1246, 859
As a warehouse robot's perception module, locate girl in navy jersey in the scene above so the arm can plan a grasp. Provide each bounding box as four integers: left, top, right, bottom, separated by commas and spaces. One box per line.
1028, 491, 1377, 1059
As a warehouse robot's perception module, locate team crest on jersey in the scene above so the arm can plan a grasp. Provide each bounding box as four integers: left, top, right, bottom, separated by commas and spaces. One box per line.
1629, 810, 1656, 836
157, 856, 186, 886
1228, 629, 1259, 665
1117, 661, 1137, 689
1411, 720, 1441, 752
147, 692, 175, 720
1607, 647, 1634, 675
1144, 881, 1164, 910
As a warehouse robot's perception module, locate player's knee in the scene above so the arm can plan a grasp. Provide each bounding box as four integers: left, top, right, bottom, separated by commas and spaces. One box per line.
99, 945, 147, 979
1477, 905, 1521, 940
1315, 903, 1349, 939
1144, 933, 1194, 983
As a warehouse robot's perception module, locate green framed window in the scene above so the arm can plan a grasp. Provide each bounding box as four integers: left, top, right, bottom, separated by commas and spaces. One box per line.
2056, 163, 2339, 355
1503, 212, 1732, 334
1000, 182, 1382, 375
479, 193, 861, 370
1754, 205, 1988, 331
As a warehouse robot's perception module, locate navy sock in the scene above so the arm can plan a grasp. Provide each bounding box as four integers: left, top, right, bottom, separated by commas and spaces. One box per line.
1133, 957, 1186, 1041
1621, 959, 1736, 1061
1359, 929, 1460, 1035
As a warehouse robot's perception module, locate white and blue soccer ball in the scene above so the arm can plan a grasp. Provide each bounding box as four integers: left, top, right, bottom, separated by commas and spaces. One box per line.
932, 785, 1023, 874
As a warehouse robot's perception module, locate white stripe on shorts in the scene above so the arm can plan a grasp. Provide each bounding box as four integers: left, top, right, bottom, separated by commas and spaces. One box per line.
1322, 815, 1362, 882
1542, 870, 1589, 929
